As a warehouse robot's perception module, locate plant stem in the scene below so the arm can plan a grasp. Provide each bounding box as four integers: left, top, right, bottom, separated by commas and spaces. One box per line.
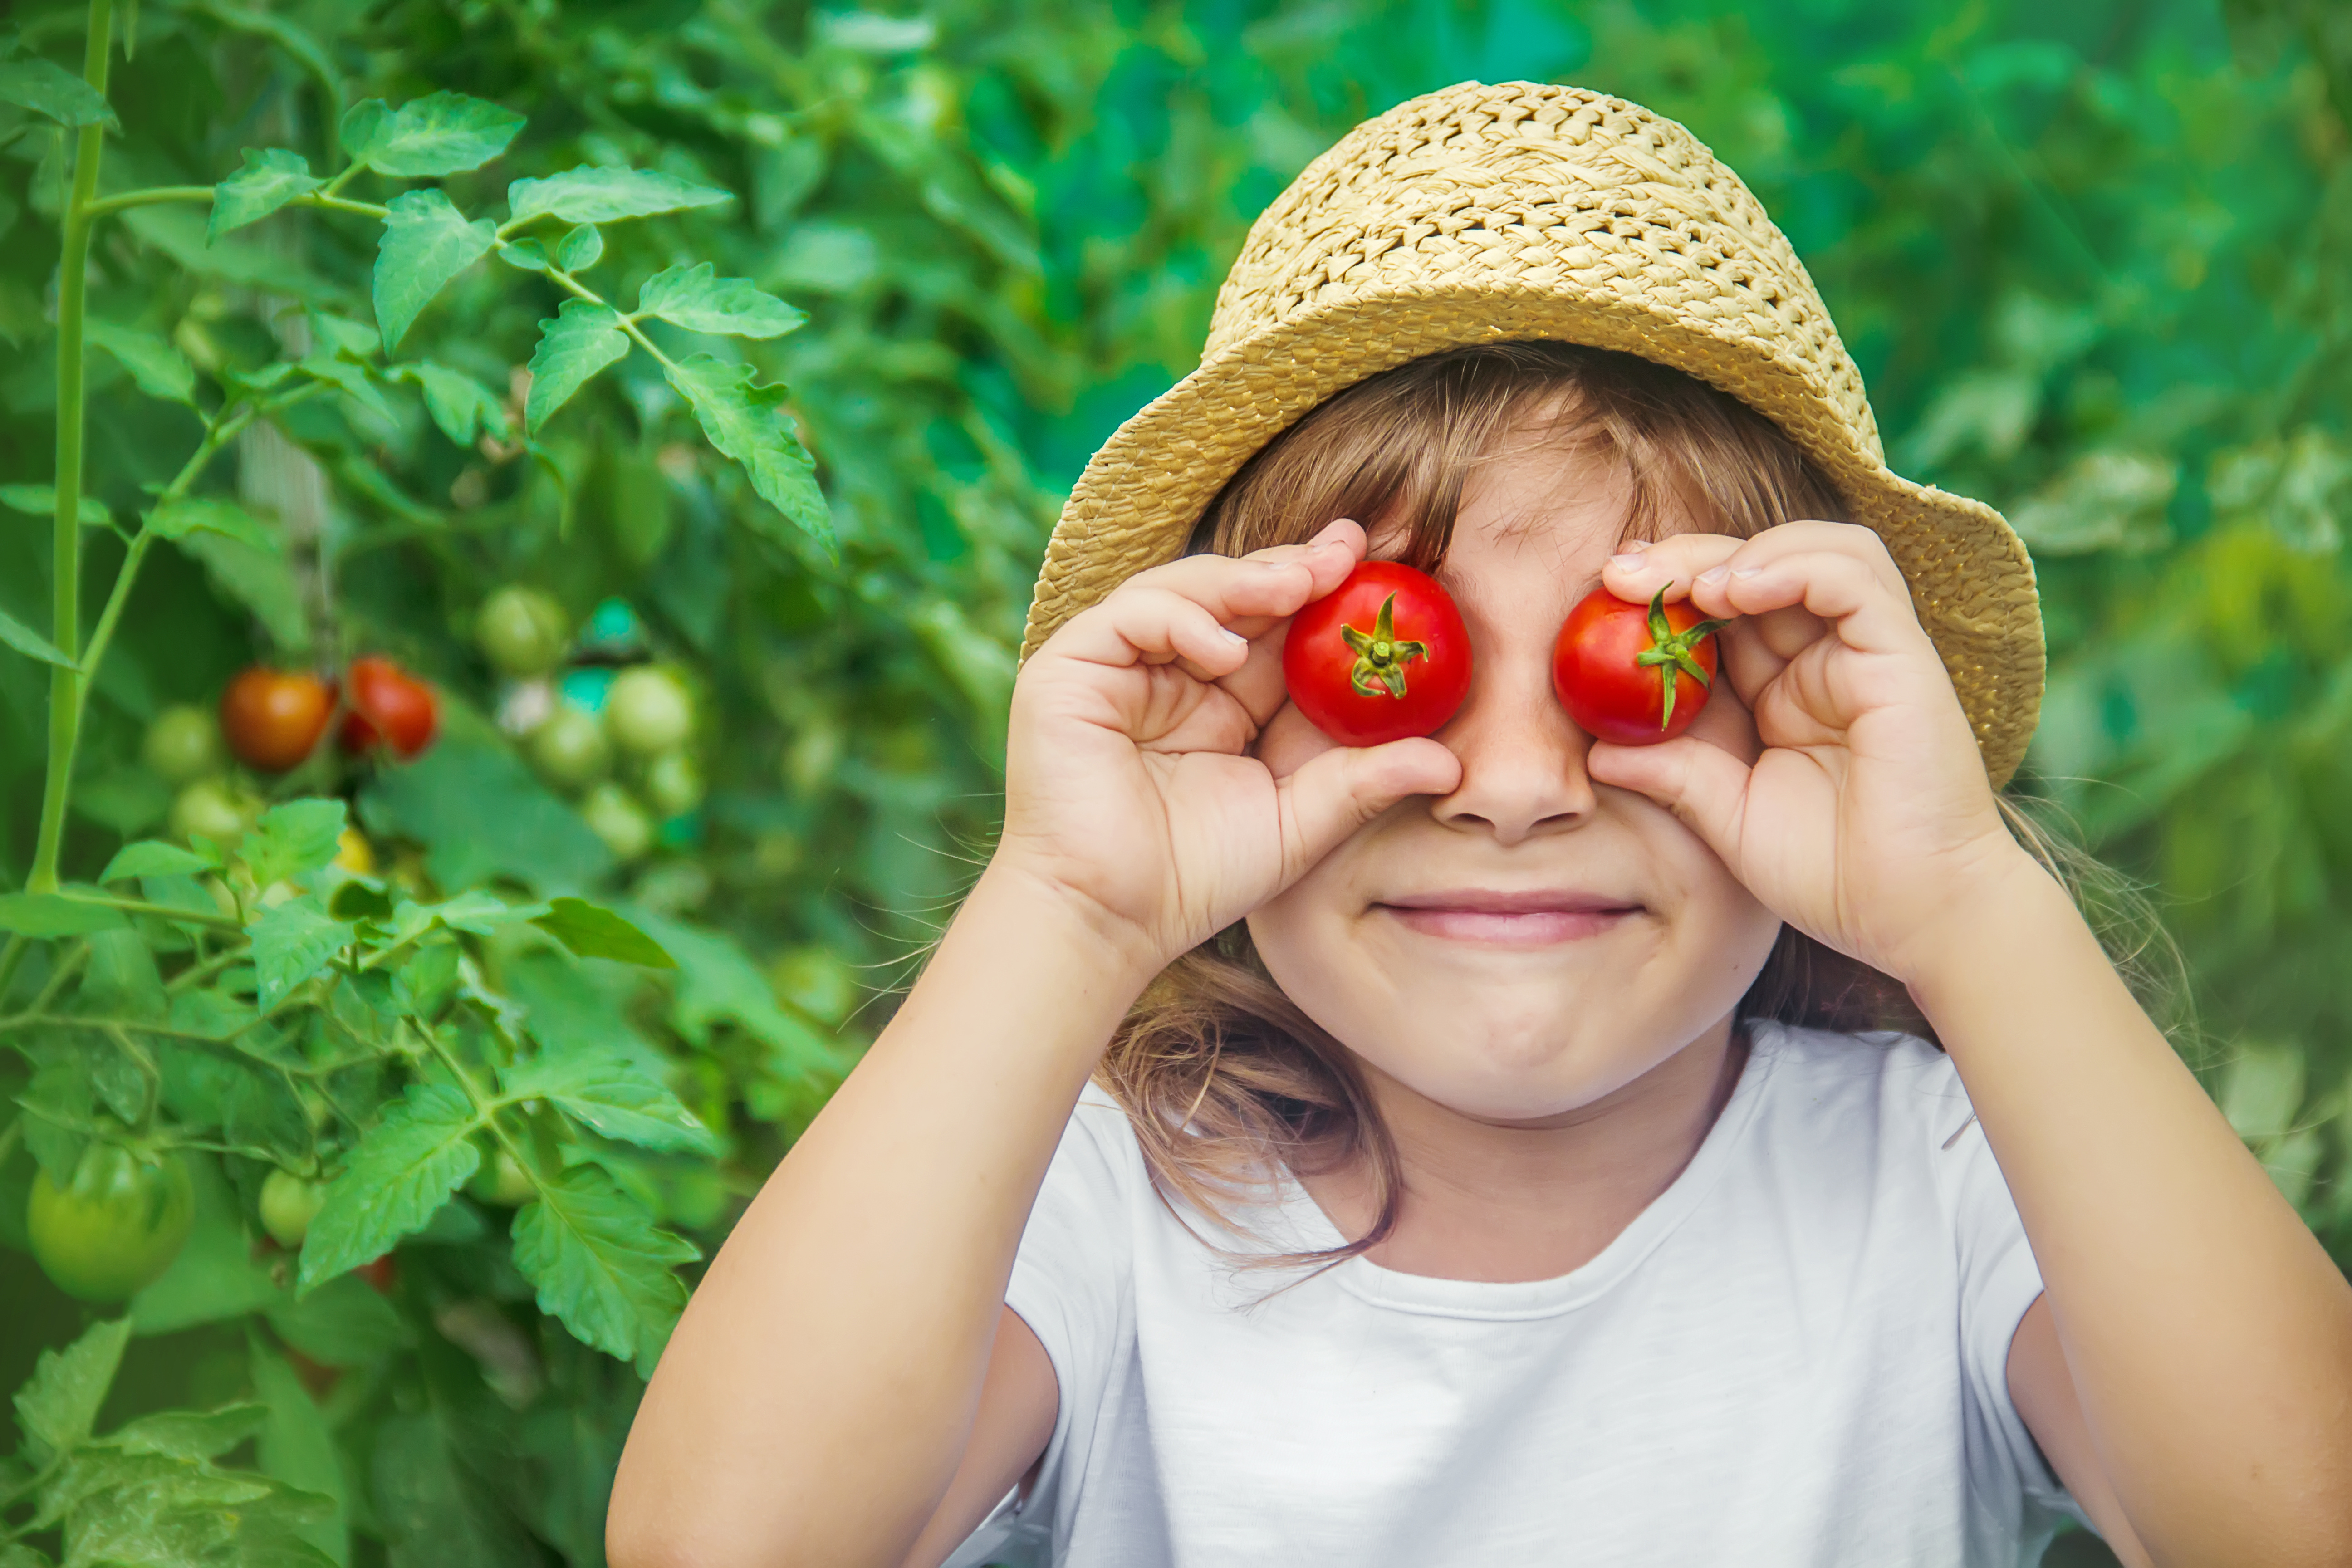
79, 184, 212, 219
0, 936, 25, 1006
28, 0, 117, 895
62, 891, 245, 930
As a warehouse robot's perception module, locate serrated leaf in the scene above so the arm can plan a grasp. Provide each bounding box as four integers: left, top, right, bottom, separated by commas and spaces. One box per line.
339, 92, 523, 178
388, 361, 511, 446
306, 309, 380, 360
0, 608, 74, 669
372, 190, 495, 352
296, 353, 396, 425
524, 300, 629, 434
14, 1318, 130, 1462
0, 892, 127, 936
107, 1403, 269, 1461
530, 897, 675, 967
500, 1050, 716, 1154
663, 353, 832, 549
505, 166, 730, 226
146, 495, 272, 549
247, 896, 357, 1012
241, 800, 349, 890
0, 55, 117, 128
210, 147, 321, 242
554, 224, 603, 271
1, 484, 110, 526
299, 1083, 482, 1289
85, 319, 197, 405
99, 841, 217, 882
636, 263, 806, 339
509, 1166, 696, 1371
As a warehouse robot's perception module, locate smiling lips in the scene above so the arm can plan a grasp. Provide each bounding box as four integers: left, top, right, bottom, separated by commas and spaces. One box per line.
1377, 889, 1640, 945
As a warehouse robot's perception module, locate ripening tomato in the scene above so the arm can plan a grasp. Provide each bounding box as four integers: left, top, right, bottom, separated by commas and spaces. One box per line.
220, 666, 335, 772
359, 1253, 399, 1294
1552, 585, 1730, 745
1281, 561, 1472, 746
258, 1168, 327, 1250
338, 656, 440, 759
27, 1142, 196, 1302
142, 704, 225, 784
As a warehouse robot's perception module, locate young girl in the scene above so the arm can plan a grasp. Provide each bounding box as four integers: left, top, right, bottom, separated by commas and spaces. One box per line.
607, 83, 2352, 1568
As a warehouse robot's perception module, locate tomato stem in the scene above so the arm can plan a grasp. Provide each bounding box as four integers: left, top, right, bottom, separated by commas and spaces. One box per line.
1339, 592, 1431, 699
1633, 584, 1730, 732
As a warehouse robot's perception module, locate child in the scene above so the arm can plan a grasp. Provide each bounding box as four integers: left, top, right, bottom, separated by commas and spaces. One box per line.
607, 83, 2352, 1568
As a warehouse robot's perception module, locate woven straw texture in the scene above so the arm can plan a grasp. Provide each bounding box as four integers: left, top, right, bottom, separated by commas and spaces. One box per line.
1020, 80, 2044, 784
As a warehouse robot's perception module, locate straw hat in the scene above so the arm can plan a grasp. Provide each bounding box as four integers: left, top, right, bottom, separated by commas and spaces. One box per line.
1020, 80, 2043, 785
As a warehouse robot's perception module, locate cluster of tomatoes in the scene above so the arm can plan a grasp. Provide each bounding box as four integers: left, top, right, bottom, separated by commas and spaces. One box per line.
1283, 562, 1730, 747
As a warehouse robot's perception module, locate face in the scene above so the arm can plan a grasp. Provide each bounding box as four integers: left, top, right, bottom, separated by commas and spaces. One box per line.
1246, 432, 1784, 1126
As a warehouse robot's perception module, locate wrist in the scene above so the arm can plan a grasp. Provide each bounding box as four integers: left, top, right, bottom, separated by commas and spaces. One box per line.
1895, 845, 2082, 1009
959, 853, 1168, 997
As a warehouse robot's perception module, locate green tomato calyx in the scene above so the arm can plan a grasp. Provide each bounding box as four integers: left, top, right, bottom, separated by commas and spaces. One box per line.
1340, 593, 1430, 700
1633, 584, 1730, 731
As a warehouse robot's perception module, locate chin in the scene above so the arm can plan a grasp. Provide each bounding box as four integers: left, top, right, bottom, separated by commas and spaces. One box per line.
1365, 1009, 1650, 1121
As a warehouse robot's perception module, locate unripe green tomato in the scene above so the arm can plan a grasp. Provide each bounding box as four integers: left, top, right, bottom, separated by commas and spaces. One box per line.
580, 782, 654, 862
475, 586, 571, 679
604, 667, 693, 758
468, 1145, 535, 1207
28, 1143, 196, 1302
170, 778, 258, 843
143, 704, 225, 784
641, 749, 704, 818
258, 1168, 327, 1249
528, 706, 612, 792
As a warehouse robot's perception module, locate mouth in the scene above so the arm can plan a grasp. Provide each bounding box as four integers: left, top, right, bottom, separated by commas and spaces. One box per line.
1373, 888, 1642, 946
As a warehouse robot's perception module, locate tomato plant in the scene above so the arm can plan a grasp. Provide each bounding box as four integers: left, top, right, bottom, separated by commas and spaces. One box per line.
336, 655, 440, 760
606, 666, 696, 758
1282, 562, 1473, 745
26, 1142, 196, 1303
475, 586, 572, 679
218, 667, 335, 772
256, 1170, 327, 1250
1553, 586, 1729, 745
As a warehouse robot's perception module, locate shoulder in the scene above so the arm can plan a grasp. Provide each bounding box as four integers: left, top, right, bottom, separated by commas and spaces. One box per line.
1742, 1020, 1984, 1166
1030, 1082, 1155, 1216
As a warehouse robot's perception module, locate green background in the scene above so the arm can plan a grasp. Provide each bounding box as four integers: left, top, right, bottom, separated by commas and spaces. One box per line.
3, 0, 2348, 1563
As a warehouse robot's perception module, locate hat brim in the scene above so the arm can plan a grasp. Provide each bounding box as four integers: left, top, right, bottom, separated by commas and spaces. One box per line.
1022, 283, 2043, 787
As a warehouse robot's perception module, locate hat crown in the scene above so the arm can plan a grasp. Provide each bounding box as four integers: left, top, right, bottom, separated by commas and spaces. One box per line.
1205, 80, 1884, 463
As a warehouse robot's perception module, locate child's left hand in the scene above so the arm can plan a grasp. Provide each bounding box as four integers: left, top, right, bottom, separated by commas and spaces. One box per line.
1587, 521, 2038, 985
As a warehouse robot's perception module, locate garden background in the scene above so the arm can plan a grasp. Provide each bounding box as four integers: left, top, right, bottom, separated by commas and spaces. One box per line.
1, 0, 2347, 1563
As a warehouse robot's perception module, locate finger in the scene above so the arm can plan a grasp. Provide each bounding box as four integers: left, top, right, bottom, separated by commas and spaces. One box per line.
1049, 584, 1256, 680
1585, 735, 1754, 866
1600, 533, 1742, 604
1683, 549, 1927, 657
1274, 737, 1460, 880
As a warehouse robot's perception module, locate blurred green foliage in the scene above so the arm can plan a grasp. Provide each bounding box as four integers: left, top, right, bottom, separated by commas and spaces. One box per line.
1, 0, 2347, 1562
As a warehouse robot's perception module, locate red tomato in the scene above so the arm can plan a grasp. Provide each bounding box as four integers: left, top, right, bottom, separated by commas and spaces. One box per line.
220, 666, 335, 772
1282, 561, 1472, 746
359, 1253, 399, 1294
1553, 585, 1730, 745
338, 655, 441, 759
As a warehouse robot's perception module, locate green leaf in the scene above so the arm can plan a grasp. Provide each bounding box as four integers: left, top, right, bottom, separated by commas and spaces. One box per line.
1, 484, 110, 526
339, 92, 524, 178
371, 1411, 535, 1568
171, 526, 307, 653
299, 1083, 482, 1289
389, 361, 510, 446
266, 1274, 412, 1367
210, 147, 322, 242
636, 263, 806, 339
509, 1165, 696, 1371
147, 495, 273, 549
505, 165, 730, 226
99, 841, 217, 882
0, 55, 117, 128
132, 1158, 286, 1334
372, 190, 495, 352
0, 892, 127, 936
500, 1050, 717, 1154
107, 1403, 268, 1461
297, 353, 397, 425
524, 299, 629, 434
663, 353, 833, 549
554, 224, 603, 271
250, 1337, 350, 1565
13, 1317, 129, 1462
241, 799, 349, 889
530, 897, 676, 967
85, 319, 197, 405
247, 896, 357, 1012
498, 239, 550, 272
358, 732, 612, 894
0, 608, 74, 670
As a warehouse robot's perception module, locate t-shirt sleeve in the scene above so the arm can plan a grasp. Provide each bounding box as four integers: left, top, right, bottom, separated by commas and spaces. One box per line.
1943, 1098, 2092, 1534
942, 1085, 1140, 1565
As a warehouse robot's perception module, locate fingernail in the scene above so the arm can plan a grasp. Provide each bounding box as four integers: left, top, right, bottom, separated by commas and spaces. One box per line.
1732, 566, 1764, 580
1609, 552, 1649, 571
1220, 627, 1249, 647
1617, 537, 1652, 553
1698, 564, 1730, 585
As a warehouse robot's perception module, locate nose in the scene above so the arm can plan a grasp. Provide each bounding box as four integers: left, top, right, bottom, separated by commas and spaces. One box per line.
1428, 643, 1597, 845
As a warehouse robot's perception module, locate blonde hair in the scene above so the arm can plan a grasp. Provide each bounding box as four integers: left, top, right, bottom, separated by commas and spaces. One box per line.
1093, 342, 2180, 1277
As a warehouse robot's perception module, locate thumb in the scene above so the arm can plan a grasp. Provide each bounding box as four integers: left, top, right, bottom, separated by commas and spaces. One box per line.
1274, 738, 1460, 881
1587, 736, 1751, 864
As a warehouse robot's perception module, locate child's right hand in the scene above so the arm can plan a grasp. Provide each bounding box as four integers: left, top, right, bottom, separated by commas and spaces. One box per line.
999, 519, 1462, 975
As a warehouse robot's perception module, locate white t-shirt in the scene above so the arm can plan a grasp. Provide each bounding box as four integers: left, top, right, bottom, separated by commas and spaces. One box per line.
946, 1022, 2088, 1568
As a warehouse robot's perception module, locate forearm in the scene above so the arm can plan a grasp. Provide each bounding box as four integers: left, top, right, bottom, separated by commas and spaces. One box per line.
1911, 860, 2352, 1567
608, 863, 1153, 1568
